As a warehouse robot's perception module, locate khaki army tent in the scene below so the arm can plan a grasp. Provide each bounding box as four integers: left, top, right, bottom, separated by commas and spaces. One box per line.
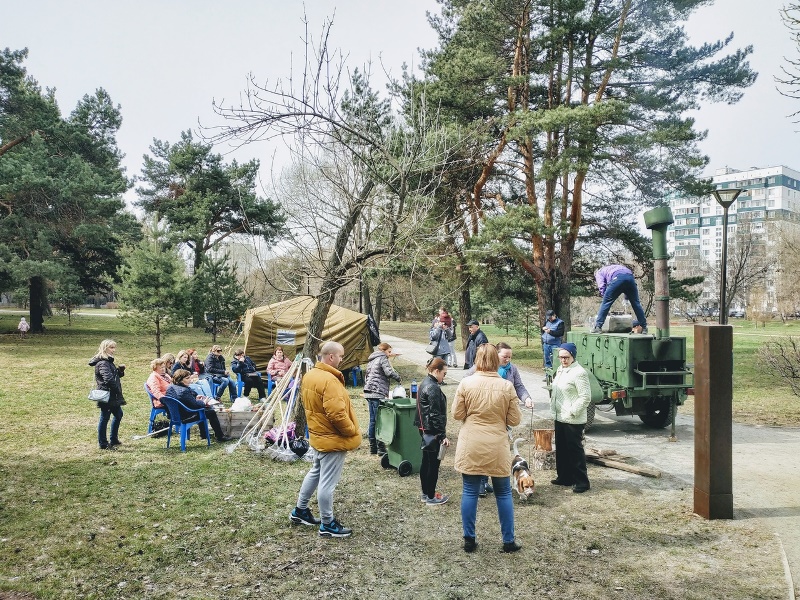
242, 296, 374, 372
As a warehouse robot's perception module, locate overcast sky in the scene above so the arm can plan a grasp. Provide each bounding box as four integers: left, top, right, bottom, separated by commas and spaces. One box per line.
3, 0, 798, 201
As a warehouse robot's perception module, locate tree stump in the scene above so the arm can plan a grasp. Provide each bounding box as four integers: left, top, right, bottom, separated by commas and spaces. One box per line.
532, 428, 556, 470
533, 428, 554, 451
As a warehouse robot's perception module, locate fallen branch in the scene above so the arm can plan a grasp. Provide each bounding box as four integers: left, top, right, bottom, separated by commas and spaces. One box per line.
586, 450, 662, 478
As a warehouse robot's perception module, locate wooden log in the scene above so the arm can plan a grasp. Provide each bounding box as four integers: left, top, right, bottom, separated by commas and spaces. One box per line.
586, 454, 662, 478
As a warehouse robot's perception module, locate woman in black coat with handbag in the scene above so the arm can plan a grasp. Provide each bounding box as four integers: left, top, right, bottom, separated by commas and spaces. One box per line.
414, 357, 451, 506
88, 339, 125, 451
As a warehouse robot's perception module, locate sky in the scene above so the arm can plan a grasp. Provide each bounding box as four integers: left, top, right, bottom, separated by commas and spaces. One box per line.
2, 0, 798, 203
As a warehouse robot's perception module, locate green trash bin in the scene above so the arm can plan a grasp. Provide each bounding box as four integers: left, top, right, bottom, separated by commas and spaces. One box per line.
375, 397, 422, 477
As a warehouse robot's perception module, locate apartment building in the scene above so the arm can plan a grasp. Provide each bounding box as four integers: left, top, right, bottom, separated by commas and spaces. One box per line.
667, 165, 800, 312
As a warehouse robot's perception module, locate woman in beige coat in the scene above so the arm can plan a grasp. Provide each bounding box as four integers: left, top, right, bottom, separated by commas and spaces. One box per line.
452, 343, 522, 553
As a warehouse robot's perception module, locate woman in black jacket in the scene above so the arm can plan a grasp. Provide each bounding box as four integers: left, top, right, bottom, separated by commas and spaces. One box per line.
88, 339, 125, 451
414, 357, 451, 505
203, 344, 237, 401
165, 370, 232, 442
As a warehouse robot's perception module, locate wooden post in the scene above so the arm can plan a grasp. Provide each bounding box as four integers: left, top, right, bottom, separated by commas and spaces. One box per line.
693, 324, 733, 519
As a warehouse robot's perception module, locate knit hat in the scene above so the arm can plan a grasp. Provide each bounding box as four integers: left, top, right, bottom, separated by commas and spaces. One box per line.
560, 342, 578, 358
467, 319, 479, 326
545, 310, 555, 318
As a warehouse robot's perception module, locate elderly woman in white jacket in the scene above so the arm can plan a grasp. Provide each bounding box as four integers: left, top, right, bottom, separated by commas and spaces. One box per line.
550, 342, 592, 493
452, 343, 522, 554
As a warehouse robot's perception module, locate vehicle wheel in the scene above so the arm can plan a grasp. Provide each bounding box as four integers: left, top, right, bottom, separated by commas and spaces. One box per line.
584, 403, 596, 432
380, 454, 391, 469
398, 460, 413, 477
639, 399, 676, 428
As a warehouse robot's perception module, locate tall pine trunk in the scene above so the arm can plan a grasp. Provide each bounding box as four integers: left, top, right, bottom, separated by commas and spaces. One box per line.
29, 276, 48, 333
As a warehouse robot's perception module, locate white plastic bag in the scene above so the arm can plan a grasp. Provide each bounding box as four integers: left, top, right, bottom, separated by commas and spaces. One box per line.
391, 385, 406, 398
231, 397, 253, 412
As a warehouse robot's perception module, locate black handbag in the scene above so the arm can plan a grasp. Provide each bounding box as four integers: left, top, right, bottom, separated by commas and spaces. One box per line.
421, 432, 438, 451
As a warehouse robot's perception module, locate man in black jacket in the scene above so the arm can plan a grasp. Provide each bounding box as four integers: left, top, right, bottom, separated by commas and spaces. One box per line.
463, 320, 489, 370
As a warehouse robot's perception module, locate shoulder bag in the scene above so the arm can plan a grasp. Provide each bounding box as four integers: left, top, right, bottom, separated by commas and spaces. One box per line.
88, 388, 111, 403
416, 393, 439, 451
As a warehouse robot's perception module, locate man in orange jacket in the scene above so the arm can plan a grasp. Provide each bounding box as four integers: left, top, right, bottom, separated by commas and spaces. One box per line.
290, 341, 361, 538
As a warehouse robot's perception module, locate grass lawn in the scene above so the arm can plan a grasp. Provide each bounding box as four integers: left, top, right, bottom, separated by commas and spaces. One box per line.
0, 313, 790, 598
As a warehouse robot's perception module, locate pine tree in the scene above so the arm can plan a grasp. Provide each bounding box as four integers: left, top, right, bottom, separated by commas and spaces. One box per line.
117, 228, 190, 356
192, 253, 251, 342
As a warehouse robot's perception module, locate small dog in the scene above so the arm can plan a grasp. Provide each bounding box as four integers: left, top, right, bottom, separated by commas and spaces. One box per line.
511, 438, 535, 500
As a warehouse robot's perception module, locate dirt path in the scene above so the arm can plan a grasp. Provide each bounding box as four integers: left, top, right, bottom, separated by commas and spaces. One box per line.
383, 334, 800, 595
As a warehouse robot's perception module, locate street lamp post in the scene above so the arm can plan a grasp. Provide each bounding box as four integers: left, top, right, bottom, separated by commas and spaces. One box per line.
712, 187, 742, 325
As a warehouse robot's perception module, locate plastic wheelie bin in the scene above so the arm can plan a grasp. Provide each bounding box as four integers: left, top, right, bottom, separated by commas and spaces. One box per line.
375, 397, 422, 477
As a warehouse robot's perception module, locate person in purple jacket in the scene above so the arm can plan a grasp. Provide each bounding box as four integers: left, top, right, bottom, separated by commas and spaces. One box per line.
592, 264, 647, 334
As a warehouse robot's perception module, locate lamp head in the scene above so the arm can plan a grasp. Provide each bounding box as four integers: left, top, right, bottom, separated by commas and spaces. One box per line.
712, 188, 742, 209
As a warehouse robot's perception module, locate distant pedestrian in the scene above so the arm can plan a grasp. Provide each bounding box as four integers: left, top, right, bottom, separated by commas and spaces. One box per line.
88, 339, 125, 451
592, 264, 647, 334
463, 320, 488, 370
428, 317, 451, 362
290, 341, 360, 538
438, 307, 458, 367
17, 317, 29, 339
541, 310, 564, 369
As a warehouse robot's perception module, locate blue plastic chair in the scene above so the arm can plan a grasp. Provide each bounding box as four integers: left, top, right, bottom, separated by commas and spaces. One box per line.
145, 382, 169, 434
160, 396, 211, 452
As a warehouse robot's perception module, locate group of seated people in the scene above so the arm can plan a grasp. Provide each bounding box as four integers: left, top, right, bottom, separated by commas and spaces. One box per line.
145, 345, 297, 441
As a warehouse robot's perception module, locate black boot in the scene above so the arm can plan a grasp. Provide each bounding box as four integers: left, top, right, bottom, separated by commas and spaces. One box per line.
377, 441, 387, 456
369, 438, 378, 455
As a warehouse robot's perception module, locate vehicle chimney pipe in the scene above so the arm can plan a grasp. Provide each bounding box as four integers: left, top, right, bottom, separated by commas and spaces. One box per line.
644, 206, 674, 341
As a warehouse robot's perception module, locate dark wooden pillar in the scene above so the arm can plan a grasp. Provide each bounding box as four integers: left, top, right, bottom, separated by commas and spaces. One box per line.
693, 323, 733, 519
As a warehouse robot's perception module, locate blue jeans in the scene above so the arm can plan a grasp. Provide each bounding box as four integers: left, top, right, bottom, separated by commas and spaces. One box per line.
211, 376, 237, 401
542, 343, 558, 369
98, 405, 123, 447
595, 272, 647, 329
367, 399, 380, 441
461, 474, 515, 543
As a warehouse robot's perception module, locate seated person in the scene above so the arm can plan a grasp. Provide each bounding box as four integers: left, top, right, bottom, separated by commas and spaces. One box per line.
172, 350, 193, 375
203, 344, 237, 401
145, 358, 172, 410
231, 348, 267, 400
162, 353, 176, 374
267, 346, 293, 383
188, 372, 214, 398
165, 370, 232, 442
187, 348, 207, 378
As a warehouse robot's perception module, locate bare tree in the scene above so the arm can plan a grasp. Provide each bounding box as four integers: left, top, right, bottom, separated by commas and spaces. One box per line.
758, 337, 800, 396
206, 14, 454, 360
700, 221, 771, 316
773, 221, 800, 315
777, 3, 800, 117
